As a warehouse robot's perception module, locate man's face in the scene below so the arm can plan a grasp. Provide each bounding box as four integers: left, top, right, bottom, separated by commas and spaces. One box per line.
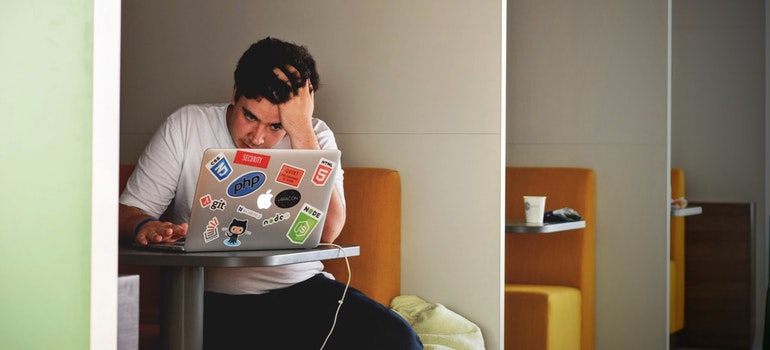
226, 92, 287, 149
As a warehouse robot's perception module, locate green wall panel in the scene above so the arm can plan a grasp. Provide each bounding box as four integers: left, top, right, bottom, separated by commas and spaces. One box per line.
0, 0, 94, 348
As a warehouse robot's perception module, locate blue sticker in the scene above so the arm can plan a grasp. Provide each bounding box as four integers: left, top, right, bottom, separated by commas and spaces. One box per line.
207, 152, 232, 182
227, 171, 266, 198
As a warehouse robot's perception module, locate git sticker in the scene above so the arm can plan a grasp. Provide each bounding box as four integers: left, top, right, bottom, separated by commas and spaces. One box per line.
203, 217, 220, 243
276, 164, 305, 188
286, 203, 323, 244
312, 158, 336, 186
207, 152, 232, 182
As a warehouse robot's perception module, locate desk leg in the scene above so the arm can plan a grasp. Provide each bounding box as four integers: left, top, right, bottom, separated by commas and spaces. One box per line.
161, 266, 204, 350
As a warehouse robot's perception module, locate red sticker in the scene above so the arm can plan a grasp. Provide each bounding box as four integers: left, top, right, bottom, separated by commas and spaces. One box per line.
276, 164, 305, 188
200, 194, 213, 208
312, 158, 335, 186
233, 151, 271, 168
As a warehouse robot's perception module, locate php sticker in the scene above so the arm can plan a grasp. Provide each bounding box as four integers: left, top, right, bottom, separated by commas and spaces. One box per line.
286, 203, 324, 244
312, 158, 336, 186
227, 171, 266, 198
207, 152, 232, 182
275, 164, 305, 188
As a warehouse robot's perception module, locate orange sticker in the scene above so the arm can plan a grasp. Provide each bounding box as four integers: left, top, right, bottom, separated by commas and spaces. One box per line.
275, 164, 305, 188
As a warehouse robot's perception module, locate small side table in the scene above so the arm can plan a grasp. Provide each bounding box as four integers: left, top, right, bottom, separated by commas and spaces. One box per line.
505, 220, 586, 234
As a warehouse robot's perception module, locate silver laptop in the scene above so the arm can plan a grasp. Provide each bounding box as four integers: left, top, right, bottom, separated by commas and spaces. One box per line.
138, 148, 341, 252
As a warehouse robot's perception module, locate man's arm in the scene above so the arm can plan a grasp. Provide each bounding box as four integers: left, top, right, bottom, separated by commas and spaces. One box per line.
274, 68, 346, 242
320, 188, 346, 243
119, 203, 188, 245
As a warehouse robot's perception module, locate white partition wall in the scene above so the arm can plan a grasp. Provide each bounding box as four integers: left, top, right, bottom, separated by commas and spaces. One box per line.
507, 1, 671, 349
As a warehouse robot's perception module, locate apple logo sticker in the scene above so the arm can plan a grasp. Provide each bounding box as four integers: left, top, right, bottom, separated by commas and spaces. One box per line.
275, 189, 301, 208
257, 189, 273, 209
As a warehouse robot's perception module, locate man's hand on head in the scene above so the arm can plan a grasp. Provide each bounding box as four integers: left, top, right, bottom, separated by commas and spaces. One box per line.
272, 66, 318, 149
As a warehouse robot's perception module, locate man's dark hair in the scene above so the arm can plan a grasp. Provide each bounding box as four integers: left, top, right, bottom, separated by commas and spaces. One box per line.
233, 37, 320, 104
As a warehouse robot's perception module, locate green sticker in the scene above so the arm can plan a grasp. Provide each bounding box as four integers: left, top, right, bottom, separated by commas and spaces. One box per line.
287, 203, 323, 243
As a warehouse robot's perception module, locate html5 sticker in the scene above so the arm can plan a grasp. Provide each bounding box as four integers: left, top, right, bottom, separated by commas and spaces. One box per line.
275, 163, 305, 188
312, 158, 336, 186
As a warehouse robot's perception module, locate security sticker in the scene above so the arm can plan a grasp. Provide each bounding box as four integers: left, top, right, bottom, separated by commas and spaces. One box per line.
287, 203, 324, 244
203, 217, 220, 243
233, 150, 271, 168
312, 158, 336, 186
275, 163, 305, 188
207, 152, 232, 182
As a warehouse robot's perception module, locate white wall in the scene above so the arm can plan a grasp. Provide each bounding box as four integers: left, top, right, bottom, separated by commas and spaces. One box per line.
121, 1, 505, 349
672, 1, 766, 348
507, 1, 671, 349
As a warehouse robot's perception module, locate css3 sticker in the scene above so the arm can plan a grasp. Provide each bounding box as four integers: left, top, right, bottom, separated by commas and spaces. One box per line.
207, 152, 232, 182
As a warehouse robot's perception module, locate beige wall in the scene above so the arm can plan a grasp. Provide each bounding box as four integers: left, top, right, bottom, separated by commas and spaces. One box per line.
121, 1, 505, 349
507, 1, 671, 349
672, 0, 767, 348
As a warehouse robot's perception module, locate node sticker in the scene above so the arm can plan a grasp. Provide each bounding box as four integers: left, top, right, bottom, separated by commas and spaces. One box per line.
203, 217, 219, 243
206, 152, 232, 182
286, 203, 324, 244
312, 158, 336, 186
233, 150, 271, 168
275, 163, 305, 188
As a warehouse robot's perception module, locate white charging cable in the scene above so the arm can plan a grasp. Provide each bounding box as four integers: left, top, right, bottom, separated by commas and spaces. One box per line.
317, 243, 351, 350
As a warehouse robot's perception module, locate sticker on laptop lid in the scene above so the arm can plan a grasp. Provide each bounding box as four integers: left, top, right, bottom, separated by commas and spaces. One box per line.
233, 150, 271, 168
275, 189, 301, 208
236, 205, 263, 220
286, 203, 324, 244
206, 152, 232, 182
227, 171, 266, 198
203, 217, 220, 243
312, 158, 336, 186
275, 163, 305, 188
222, 218, 250, 247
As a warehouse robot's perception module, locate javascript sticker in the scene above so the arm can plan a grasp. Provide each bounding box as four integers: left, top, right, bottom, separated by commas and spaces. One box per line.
286, 203, 323, 244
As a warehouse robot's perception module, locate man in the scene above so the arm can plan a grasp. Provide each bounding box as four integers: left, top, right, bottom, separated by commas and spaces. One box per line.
119, 37, 422, 349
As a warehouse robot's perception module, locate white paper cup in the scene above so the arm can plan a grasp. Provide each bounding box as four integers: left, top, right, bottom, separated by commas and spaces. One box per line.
524, 196, 546, 224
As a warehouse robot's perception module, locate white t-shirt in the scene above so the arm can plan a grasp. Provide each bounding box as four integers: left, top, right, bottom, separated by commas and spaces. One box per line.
120, 103, 345, 294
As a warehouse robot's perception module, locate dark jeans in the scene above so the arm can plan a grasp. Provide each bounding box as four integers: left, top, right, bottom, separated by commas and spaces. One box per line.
203, 274, 423, 350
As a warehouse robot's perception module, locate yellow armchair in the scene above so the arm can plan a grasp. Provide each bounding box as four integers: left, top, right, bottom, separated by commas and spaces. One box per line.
505, 167, 596, 350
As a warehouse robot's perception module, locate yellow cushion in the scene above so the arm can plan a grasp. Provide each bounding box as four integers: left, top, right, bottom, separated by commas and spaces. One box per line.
505, 284, 581, 350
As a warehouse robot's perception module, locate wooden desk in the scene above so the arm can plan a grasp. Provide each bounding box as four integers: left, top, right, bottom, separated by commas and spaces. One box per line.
119, 245, 360, 350
505, 219, 586, 234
